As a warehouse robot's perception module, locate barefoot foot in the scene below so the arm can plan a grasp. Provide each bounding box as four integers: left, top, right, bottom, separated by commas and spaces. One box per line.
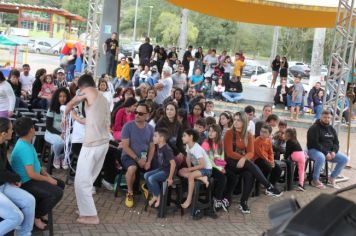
149, 197, 157, 207
181, 200, 191, 209
154, 197, 160, 208
76, 216, 100, 225
34, 218, 47, 230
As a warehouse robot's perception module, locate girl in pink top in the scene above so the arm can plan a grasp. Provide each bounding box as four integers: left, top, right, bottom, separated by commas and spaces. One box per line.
38, 74, 56, 100
112, 97, 137, 141
187, 103, 204, 128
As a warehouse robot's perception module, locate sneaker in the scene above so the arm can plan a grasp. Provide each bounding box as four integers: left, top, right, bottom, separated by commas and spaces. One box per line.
61, 159, 68, 170
53, 159, 60, 169
327, 177, 341, 189
222, 198, 230, 209
238, 201, 251, 214
141, 183, 149, 200
102, 179, 114, 191
265, 186, 283, 197
213, 199, 223, 211
125, 193, 134, 208
297, 184, 306, 192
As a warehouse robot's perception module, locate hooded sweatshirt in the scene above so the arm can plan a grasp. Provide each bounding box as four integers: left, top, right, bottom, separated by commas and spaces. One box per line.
307, 120, 339, 155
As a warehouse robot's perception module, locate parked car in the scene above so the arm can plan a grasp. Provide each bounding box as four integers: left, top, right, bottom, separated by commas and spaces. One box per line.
321, 66, 328, 77
249, 72, 310, 92
242, 65, 266, 77
29, 40, 61, 55
289, 65, 311, 78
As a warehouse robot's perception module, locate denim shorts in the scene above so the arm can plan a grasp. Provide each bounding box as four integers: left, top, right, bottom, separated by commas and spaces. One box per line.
291, 102, 302, 107
199, 168, 212, 177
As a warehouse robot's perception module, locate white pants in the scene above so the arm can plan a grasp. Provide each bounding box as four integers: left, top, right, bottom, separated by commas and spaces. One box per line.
74, 143, 109, 216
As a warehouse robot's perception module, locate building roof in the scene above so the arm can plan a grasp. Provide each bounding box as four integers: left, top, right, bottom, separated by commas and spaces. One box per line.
167, 0, 342, 28
0, 1, 86, 22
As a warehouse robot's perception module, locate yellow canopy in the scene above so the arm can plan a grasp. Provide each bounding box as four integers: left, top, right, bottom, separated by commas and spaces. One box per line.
167, 0, 339, 28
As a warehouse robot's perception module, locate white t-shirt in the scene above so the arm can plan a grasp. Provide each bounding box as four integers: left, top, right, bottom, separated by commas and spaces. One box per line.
155, 77, 173, 105
172, 72, 187, 90
186, 143, 212, 170
19, 73, 35, 93
204, 55, 218, 72
0, 81, 16, 112
247, 120, 255, 136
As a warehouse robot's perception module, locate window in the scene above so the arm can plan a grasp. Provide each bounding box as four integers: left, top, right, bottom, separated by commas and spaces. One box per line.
37, 22, 50, 32
21, 20, 34, 29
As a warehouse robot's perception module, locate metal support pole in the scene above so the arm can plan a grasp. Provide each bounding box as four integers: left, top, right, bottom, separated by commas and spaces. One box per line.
177, 9, 189, 60
131, 0, 139, 58
269, 26, 280, 69
148, 6, 153, 38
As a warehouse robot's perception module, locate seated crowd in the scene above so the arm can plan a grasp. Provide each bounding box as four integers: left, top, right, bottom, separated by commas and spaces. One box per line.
0, 52, 350, 234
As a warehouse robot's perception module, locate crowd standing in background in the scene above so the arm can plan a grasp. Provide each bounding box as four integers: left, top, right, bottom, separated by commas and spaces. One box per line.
0, 36, 352, 234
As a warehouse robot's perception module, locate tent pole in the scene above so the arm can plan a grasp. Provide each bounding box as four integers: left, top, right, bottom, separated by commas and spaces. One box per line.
13, 46, 17, 68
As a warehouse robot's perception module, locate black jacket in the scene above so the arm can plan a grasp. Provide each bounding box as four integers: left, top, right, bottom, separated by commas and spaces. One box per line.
225, 79, 243, 93
139, 43, 153, 60
307, 120, 339, 155
0, 144, 21, 186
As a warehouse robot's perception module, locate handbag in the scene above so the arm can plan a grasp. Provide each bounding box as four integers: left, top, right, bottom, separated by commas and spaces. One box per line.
232, 130, 246, 156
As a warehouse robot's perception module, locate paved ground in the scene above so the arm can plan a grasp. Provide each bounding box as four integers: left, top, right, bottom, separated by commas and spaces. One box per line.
44, 124, 356, 236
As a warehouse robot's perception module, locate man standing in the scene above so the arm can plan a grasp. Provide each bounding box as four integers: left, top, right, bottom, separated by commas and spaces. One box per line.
167, 47, 178, 68
19, 64, 35, 99
155, 66, 173, 105
182, 46, 193, 74
172, 64, 187, 90
65, 74, 110, 224
103, 32, 119, 77
121, 103, 155, 208
307, 110, 349, 189
138, 37, 153, 66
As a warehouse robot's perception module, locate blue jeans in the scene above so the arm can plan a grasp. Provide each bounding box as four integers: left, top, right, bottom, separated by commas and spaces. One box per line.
44, 130, 64, 162
314, 105, 323, 120
144, 169, 168, 197
0, 183, 35, 236
222, 91, 243, 102
308, 149, 349, 180
66, 64, 75, 82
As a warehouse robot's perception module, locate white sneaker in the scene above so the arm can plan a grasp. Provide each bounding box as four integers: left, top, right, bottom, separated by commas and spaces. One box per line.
53, 159, 61, 169
61, 159, 69, 170
102, 179, 114, 191
92, 187, 96, 195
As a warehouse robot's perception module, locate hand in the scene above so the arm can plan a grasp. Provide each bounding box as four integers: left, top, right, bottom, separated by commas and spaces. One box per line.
167, 178, 173, 186
138, 159, 146, 168
271, 162, 275, 168
48, 177, 57, 186
237, 157, 246, 169
60, 133, 65, 140
144, 161, 151, 171
331, 152, 336, 159
8, 111, 13, 117
326, 153, 333, 161
13, 182, 21, 187
221, 168, 226, 174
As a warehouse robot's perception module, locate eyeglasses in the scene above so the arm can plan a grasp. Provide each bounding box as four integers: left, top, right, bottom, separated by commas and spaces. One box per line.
134, 111, 147, 116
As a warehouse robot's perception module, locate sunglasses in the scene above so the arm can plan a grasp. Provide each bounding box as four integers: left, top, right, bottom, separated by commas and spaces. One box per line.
134, 111, 147, 116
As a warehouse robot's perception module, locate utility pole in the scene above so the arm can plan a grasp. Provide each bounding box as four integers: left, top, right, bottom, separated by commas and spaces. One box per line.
148, 6, 153, 38
269, 26, 280, 68
131, 0, 139, 58
310, 28, 326, 86
177, 8, 189, 60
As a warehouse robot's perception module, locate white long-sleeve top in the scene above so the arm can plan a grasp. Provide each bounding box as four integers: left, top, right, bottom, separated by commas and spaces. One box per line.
0, 81, 16, 112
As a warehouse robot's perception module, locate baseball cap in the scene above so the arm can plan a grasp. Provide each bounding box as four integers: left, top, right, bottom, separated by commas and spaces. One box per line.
57, 68, 65, 74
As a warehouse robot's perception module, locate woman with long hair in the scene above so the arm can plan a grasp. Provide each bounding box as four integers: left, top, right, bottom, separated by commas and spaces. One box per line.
224, 112, 282, 214
0, 117, 35, 234
218, 111, 233, 139
112, 97, 137, 141
111, 87, 135, 124
279, 56, 289, 81
156, 102, 185, 166
44, 87, 71, 169
187, 102, 204, 128
271, 55, 281, 88
0, 71, 15, 118
30, 68, 47, 109
201, 124, 228, 211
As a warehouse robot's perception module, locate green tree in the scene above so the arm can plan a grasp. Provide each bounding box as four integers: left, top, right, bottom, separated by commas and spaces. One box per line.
153, 12, 198, 46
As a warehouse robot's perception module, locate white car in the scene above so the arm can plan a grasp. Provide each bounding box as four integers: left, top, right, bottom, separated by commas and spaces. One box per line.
249, 72, 310, 92
28, 40, 62, 55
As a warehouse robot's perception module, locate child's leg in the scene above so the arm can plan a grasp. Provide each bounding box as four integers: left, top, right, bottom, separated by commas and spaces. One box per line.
147, 170, 167, 206
295, 106, 300, 119
181, 170, 203, 209
291, 152, 306, 186
197, 176, 209, 188
290, 106, 294, 119
178, 168, 191, 178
